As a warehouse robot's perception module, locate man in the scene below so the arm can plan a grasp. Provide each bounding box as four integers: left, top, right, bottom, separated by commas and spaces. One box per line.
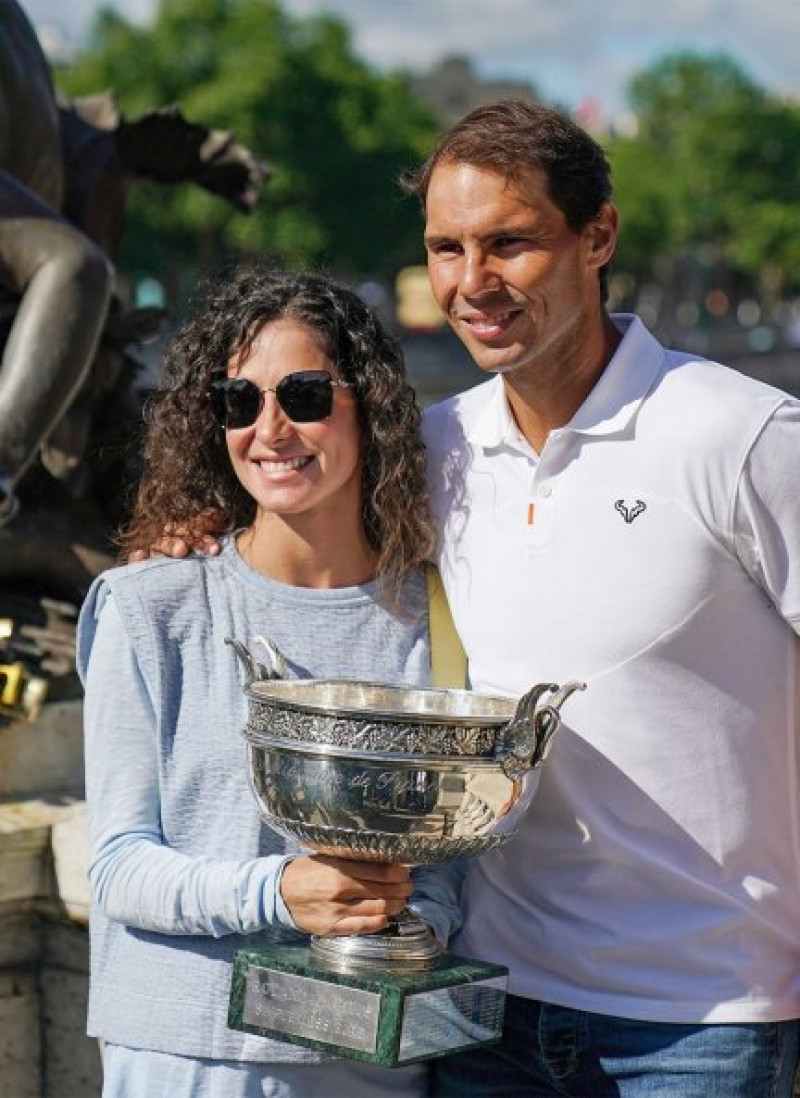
151, 99, 800, 1095
408, 99, 800, 1096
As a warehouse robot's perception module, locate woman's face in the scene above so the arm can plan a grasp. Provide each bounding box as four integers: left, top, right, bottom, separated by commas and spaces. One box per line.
224, 319, 363, 528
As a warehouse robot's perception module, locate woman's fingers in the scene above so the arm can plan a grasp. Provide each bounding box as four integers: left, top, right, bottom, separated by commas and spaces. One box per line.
325, 910, 404, 937
312, 856, 412, 887
280, 856, 413, 936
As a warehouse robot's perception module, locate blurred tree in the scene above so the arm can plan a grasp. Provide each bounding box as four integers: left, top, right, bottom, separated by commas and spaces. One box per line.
56, 0, 439, 297
609, 52, 800, 302
605, 137, 675, 282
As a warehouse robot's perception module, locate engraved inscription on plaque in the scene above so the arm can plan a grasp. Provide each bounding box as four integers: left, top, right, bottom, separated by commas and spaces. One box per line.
243, 967, 381, 1053
398, 976, 507, 1061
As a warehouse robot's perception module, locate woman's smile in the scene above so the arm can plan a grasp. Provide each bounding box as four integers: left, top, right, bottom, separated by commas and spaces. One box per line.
254, 454, 315, 476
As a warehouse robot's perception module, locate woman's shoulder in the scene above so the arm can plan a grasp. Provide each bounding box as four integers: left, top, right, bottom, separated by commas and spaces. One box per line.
103, 551, 216, 593
77, 549, 232, 682
82, 549, 229, 625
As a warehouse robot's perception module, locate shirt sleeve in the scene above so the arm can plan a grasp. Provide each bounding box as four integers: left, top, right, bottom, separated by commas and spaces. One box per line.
733, 400, 800, 632
83, 592, 302, 937
408, 859, 468, 946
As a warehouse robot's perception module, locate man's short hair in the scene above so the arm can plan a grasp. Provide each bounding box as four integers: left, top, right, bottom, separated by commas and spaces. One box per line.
406, 98, 613, 233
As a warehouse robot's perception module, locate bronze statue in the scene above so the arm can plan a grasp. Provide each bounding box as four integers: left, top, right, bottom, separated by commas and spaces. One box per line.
0, 0, 268, 718
0, 0, 113, 523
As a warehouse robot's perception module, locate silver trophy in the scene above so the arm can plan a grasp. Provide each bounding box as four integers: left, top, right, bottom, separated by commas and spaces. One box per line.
227, 636, 584, 1066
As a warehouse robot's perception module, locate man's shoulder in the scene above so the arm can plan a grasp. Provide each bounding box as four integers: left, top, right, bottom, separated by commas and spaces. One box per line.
616, 313, 795, 409
659, 347, 796, 416
422, 378, 497, 441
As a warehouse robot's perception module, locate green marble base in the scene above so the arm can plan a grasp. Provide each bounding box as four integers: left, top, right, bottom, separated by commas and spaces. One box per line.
228, 942, 508, 1067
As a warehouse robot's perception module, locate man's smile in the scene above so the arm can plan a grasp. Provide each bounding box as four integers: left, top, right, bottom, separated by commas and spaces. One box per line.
455, 308, 524, 341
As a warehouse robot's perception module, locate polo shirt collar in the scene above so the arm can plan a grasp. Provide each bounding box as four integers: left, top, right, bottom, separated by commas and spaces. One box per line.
568, 314, 665, 436
466, 375, 526, 449
466, 314, 666, 449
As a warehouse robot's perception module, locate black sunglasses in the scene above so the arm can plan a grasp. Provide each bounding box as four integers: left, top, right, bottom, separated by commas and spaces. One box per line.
209, 370, 351, 428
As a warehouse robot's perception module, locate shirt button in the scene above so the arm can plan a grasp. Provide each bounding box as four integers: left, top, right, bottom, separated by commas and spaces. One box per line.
538, 484, 553, 498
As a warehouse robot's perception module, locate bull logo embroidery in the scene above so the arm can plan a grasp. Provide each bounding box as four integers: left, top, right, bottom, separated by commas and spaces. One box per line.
615, 499, 646, 524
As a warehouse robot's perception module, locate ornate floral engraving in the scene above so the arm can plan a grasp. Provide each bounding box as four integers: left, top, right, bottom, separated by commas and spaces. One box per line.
246, 701, 498, 757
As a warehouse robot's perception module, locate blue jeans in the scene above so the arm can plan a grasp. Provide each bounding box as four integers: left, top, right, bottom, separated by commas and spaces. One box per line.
432, 994, 800, 1097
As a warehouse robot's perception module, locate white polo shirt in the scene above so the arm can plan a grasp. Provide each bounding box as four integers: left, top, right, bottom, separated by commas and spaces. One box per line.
421, 314, 800, 1023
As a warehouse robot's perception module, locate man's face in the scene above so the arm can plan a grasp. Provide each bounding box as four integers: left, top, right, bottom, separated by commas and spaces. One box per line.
424, 161, 617, 380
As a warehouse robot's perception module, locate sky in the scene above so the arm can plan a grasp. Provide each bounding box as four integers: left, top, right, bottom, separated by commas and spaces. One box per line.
25, 0, 800, 122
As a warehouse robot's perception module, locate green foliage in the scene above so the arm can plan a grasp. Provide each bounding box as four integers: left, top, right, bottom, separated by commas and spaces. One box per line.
605, 138, 675, 279
610, 51, 800, 296
727, 201, 800, 283
56, 0, 439, 292
627, 52, 762, 143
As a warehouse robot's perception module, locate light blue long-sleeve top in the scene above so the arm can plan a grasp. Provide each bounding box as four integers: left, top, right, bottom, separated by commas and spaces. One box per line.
78, 537, 430, 1064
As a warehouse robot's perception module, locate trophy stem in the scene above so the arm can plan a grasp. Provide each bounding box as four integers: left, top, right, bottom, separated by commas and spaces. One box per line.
309, 908, 443, 974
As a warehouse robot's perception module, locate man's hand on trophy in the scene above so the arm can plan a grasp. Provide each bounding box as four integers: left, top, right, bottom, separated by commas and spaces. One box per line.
280, 855, 413, 937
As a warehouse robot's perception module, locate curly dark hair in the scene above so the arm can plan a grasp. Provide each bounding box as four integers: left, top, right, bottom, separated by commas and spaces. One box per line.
404, 98, 614, 298
121, 264, 435, 597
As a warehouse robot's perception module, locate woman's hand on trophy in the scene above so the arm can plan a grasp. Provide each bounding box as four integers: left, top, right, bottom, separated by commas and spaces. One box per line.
280, 854, 413, 936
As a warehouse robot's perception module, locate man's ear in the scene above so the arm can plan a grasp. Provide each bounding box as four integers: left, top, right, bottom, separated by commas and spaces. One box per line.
584, 202, 619, 270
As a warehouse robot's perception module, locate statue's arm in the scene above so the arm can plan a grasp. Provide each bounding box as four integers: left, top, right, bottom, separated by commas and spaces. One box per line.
0, 170, 112, 484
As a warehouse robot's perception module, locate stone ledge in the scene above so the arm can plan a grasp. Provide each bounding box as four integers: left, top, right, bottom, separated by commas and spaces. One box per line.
50, 804, 89, 924
0, 967, 41, 1098
0, 797, 89, 921
0, 700, 84, 800
0, 913, 40, 967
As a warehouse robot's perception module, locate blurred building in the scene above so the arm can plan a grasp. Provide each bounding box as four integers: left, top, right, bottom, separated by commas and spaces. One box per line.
409, 55, 540, 125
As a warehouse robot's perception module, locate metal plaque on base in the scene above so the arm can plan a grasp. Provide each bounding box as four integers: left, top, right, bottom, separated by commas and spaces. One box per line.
229, 943, 508, 1067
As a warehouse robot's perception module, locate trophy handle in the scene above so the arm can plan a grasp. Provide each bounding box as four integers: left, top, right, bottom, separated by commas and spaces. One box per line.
225, 635, 288, 685
498, 680, 585, 778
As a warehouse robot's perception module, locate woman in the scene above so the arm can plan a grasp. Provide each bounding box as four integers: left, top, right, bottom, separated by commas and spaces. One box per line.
78, 266, 437, 1097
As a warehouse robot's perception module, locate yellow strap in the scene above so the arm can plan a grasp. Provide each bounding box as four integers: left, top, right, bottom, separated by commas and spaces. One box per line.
426, 564, 467, 689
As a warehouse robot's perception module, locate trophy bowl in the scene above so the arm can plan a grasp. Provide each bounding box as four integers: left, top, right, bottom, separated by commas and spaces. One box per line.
243, 676, 577, 866
229, 637, 584, 971
226, 637, 585, 1065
